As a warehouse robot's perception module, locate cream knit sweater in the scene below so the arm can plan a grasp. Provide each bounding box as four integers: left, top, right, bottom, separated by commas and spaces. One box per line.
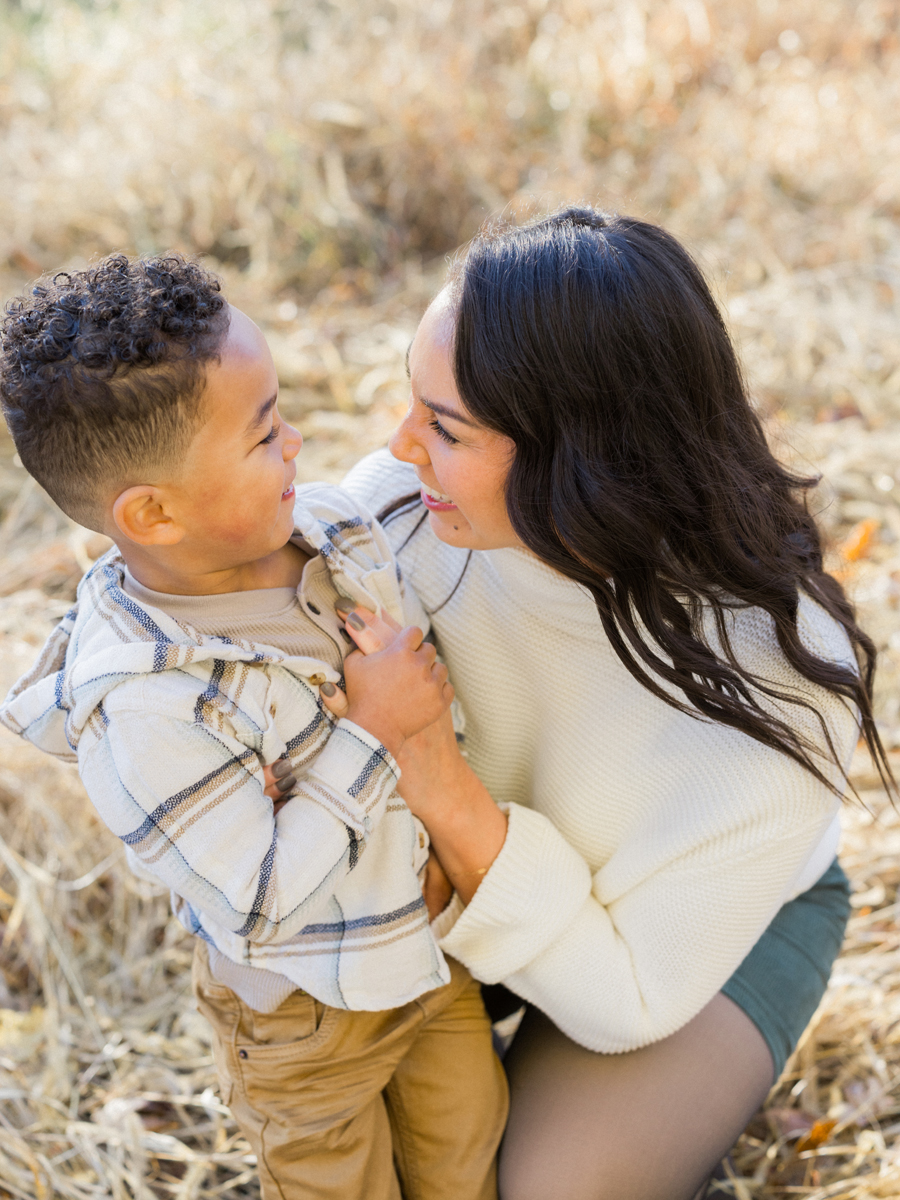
345, 451, 858, 1054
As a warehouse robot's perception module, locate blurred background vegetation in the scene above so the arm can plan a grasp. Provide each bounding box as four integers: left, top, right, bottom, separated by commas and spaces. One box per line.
1, 0, 898, 418
2, 2, 900, 1197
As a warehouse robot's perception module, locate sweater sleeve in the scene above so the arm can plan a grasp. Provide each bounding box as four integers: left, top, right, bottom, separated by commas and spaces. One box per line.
439, 719, 852, 1054
79, 698, 400, 946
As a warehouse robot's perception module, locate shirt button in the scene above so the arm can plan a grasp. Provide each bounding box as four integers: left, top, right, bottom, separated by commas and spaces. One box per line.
238, 1049, 248, 1059
418, 833, 425, 849
307, 602, 321, 615
308, 673, 326, 687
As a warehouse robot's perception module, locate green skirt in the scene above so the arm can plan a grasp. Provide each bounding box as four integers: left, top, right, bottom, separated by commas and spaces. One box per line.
721, 857, 851, 1078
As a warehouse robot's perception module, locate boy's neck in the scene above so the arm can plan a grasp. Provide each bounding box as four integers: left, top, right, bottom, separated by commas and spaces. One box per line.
117, 539, 311, 597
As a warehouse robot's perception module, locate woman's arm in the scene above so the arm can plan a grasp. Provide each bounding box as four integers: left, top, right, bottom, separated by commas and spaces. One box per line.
394, 710, 509, 905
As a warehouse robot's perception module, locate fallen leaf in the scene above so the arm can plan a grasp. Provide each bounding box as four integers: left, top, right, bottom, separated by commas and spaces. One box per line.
796, 1118, 837, 1153
841, 518, 880, 562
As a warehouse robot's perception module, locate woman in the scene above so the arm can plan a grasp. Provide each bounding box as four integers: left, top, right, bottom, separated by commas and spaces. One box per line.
343, 208, 890, 1200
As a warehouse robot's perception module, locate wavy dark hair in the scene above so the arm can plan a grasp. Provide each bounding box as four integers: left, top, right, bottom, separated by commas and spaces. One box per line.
0, 253, 228, 529
385, 207, 892, 796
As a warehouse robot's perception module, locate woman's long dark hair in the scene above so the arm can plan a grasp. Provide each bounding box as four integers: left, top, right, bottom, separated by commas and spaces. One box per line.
389, 206, 893, 796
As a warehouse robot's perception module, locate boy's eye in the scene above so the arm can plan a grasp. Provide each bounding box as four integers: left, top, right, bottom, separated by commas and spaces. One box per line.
429, 417, 458, 446
259, 423, 280, 446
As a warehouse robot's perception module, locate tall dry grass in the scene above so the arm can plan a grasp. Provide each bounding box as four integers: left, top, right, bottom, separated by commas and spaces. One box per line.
1, 0, 899, 420
2, 1, 900, 1196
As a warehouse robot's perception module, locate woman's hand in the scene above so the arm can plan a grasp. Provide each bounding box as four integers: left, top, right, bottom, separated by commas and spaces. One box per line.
342, 627, 452, 758
263, 757, 296, 812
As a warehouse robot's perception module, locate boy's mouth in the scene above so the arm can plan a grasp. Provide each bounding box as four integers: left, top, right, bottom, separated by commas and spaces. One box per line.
421, 483, 457, 512
282, 466, 296, 502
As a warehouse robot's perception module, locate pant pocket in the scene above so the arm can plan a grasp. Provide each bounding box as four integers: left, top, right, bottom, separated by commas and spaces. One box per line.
243, 988, 329, 1046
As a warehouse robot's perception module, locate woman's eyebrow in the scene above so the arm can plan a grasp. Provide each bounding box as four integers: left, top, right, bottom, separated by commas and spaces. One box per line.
405, 341, 476, 426
419, 395, 477, 427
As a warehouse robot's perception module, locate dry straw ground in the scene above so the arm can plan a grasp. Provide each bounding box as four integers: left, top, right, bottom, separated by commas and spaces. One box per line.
1, 0, 900, 1195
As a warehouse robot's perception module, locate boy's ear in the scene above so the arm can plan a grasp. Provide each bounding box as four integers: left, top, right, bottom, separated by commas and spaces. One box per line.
112, 485, 185, 546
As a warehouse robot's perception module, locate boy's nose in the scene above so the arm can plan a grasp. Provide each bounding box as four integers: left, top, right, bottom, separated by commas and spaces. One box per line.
283, 423, 303, 459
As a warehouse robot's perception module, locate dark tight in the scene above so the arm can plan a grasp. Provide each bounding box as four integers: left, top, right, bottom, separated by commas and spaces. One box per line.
499, 993, 773, 1200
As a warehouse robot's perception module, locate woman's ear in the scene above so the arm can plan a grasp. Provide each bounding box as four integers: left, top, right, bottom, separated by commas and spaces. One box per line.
111, 485, 185, 546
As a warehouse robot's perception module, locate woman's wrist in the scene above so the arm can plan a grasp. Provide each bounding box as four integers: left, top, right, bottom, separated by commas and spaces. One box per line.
420, 760, 508, 904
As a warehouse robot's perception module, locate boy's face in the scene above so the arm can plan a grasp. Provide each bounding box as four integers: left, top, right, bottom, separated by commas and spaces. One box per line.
165, 305, 302, 571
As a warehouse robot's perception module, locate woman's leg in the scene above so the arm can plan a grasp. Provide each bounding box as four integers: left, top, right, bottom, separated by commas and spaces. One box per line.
499, 992, 773, 1200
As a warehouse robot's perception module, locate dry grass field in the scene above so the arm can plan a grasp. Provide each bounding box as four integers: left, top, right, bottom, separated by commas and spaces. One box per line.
1, 0, 900, 1196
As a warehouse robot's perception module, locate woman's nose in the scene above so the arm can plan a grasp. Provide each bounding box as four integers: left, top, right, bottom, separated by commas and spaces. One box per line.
389, 412, 429, 466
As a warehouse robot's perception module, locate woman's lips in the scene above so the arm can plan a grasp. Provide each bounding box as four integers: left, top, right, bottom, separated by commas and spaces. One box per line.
421, 485, 457, 512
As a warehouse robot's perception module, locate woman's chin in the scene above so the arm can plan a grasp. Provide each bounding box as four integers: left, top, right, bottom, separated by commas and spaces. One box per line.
427, 509, 473, 547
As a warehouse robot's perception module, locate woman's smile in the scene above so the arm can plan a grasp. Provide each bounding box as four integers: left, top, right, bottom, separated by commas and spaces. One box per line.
420, 482, 457, 511
389, 291, 520, 551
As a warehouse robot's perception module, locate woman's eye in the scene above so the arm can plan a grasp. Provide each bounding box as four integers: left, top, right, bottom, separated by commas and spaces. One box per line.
259, 424, 280, 446
429, 417, 458, 445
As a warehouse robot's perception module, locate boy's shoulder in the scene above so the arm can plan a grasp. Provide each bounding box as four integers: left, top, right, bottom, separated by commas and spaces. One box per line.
291, 481, 382, 558
292, 479, 428, 634
293, 480, 378, 526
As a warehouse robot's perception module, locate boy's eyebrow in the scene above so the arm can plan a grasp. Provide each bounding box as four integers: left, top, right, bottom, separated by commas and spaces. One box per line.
245, 394, 278, 436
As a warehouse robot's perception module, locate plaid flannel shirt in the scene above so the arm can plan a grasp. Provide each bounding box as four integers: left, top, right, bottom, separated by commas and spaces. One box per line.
0, 484, 450, 1010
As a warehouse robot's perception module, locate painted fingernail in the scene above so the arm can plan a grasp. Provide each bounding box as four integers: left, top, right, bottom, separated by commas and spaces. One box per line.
321, 681, 337, 697
276, 774, 297, 793
272, 758, 293, 779
334, 599, 353, 615
346, 612, 365, 631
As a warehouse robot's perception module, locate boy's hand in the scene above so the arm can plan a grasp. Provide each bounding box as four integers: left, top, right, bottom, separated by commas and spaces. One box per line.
422, 850, 454, 921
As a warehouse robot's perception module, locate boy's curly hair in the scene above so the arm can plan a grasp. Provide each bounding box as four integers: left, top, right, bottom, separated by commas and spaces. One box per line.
0, 254, 229, 530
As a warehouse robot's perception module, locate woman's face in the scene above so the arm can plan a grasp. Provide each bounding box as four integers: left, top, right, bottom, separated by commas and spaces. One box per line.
389, 291, 522, 552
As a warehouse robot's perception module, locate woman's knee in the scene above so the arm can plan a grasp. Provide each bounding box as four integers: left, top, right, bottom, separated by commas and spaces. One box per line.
497, 996, 772, 1200
498, 1132, 710, 1200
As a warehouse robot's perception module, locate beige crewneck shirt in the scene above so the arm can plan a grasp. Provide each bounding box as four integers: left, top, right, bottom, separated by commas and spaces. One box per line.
122, 552, 347, 670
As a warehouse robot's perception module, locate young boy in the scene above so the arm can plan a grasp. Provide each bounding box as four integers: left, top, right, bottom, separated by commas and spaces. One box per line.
0, 255, 507, 1199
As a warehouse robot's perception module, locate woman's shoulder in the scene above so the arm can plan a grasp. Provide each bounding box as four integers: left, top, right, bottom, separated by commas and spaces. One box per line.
714, 591, 855, 678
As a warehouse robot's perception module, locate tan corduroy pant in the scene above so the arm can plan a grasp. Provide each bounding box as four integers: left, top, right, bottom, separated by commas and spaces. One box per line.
192, 942, 508, 1200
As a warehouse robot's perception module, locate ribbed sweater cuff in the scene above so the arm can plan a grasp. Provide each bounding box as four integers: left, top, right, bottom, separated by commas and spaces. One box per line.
438, 802, 592, 983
